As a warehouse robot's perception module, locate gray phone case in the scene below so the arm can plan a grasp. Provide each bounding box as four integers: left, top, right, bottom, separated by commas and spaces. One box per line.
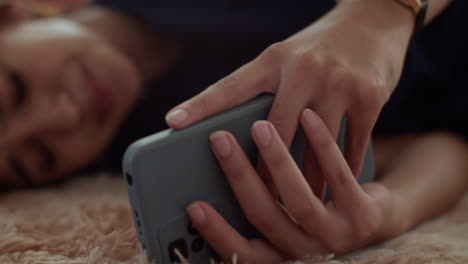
123, 94, 374, 264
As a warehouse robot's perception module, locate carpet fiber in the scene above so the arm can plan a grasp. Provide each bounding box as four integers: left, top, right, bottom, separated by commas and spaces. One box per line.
1, 175, 467, 264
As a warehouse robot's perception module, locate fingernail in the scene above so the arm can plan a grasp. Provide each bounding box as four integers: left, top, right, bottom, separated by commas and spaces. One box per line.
186, 203, 207, 225
302, 109, 318, 129
166, 108, 188, 126
210, 131, 231, 158
253, 121, 272, 146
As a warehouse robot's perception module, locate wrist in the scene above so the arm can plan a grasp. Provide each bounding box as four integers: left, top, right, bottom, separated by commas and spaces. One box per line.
333, 0, 415, 38
67, 7, 181, 82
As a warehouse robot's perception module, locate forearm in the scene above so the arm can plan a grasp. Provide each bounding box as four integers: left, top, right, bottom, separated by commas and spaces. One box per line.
67, 7, 181, 82
377, 133, 468, 240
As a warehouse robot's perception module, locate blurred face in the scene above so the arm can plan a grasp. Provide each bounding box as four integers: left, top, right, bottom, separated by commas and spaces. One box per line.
0, 18, 142, 187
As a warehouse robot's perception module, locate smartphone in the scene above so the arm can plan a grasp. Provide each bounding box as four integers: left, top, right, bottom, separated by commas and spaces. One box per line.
123, 94, 374, 264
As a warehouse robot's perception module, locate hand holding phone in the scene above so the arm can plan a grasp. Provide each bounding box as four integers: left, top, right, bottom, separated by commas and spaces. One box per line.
123, 94, 374, 264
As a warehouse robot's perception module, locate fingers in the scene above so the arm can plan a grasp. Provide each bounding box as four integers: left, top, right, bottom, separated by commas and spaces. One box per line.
206, 117, 376, 259
186, 202, 251, 261
165, 60, 277, 129
312, 103, 345, 141
186, 201, 283, 264
345, 107, 379, 177
300, 109, 366, 211
266, 89, 306, 147
302, 147, 327, 201
209, 131, 311, 257
261, 75, 312, 199
260, 90, 304, 197
251, 121, 328, 231
301, 104, 344, 201
255, 156, 279, 198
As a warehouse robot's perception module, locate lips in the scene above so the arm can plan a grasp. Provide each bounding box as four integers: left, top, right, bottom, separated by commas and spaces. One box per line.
85, 71, 114, 122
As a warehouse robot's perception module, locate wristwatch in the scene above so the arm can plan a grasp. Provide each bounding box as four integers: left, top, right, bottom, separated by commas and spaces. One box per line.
396, 0, 429, 32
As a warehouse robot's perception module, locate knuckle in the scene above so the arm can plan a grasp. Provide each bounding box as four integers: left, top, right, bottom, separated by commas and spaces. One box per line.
261, 41, 292, 60
346, 201, 382, 242
355, 79, 388, 110
350, 215, 380, 243
296, 50, 324, 71
330, 165, 354, 186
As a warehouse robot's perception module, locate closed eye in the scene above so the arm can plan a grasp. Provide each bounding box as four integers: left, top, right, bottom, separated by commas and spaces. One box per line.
6, 141, 56, 187
8, 155, 32, 186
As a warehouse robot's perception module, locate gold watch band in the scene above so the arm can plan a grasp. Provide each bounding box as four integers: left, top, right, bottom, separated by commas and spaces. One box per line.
396, 0, 423, 15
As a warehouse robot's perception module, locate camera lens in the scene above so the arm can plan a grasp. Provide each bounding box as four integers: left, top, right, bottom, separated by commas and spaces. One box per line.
191, 237, 205, 253
187, 221, 199, 235
168, 238, 188, 263
126, 173, 133, 186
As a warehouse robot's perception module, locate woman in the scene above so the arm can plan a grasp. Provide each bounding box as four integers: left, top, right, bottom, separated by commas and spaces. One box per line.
0, 0, 467, 262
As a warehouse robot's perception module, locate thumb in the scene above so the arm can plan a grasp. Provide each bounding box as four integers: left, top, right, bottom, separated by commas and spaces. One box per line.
165, 60, 276, 129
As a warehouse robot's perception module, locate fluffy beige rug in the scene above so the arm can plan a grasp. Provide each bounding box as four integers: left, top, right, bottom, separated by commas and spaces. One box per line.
1, 175, 467, 264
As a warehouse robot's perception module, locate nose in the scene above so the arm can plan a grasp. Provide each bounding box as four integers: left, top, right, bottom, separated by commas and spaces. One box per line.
0, 92, 82, 147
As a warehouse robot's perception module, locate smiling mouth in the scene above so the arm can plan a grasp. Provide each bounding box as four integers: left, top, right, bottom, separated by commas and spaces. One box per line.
83, 68, 114, 123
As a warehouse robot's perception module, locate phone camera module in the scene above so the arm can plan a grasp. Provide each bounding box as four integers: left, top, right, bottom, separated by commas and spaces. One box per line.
168, 238, 188, 263
125, 173, 134, 186
191, 237, 205, 253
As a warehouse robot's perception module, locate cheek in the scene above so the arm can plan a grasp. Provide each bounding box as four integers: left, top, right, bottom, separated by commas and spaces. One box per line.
78, 43, 142, 145
48, 45, 142, 176
82, 44, 142, 110
49, 133, 110, 175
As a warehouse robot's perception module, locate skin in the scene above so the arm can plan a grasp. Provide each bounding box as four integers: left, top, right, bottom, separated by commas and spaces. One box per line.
165, 0, 454, 190
0, 7, 179, 187
1, 0, 466, 261
186, 111, 468, 263
0, 18, 142, 186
